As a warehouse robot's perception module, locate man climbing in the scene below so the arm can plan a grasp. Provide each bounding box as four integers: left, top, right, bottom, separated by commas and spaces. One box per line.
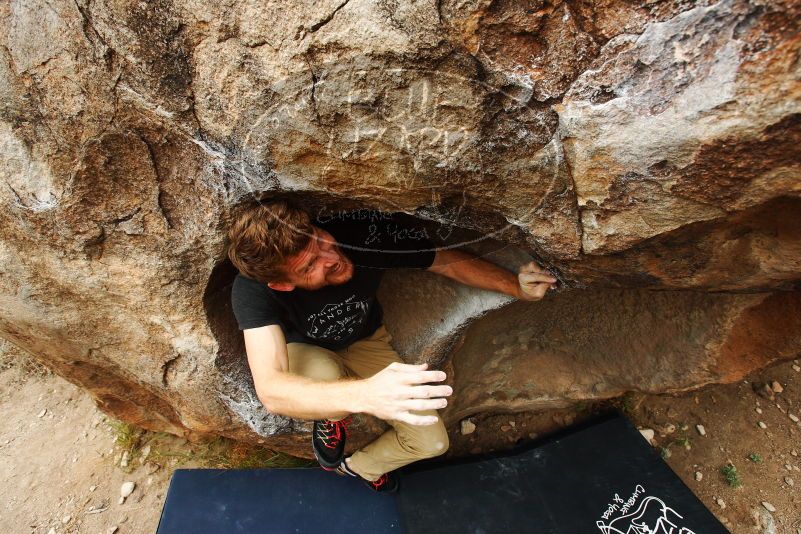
227, 200, 557, 492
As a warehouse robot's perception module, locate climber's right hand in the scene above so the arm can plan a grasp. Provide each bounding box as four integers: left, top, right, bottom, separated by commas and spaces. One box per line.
356, 362, 451, 425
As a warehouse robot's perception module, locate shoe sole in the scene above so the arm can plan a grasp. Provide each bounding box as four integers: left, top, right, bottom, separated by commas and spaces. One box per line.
313, 448, 343, 471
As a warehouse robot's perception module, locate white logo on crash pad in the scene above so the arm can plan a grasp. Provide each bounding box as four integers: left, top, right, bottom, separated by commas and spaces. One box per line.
597, 484, 697, 534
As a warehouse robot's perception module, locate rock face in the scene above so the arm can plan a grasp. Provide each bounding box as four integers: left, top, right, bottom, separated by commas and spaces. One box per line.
0, 0, 800, 455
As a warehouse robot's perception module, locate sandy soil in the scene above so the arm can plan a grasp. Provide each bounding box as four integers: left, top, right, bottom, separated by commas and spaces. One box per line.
0, 356, 178, 534
1, 343, 799, 534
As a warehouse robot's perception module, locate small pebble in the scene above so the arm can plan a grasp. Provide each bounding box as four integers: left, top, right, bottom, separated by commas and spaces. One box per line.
62, 515, 71, 524
118, 497, 125, 505
47, 529, 56, 534
140, 444, 151, 464
716, 497, 726, 509
120, 481, 135, 498
460, 419, 476, 435
785, 476, 794, 487
639, 428, 655, 443
793, 450, 799, 457
771, 381, 784, 393
755, 407, 763, 414
120, 451, 129, 468
696, 424, 706, 436
761, 501, 776, 513
695, 471, 703, 481
107, 527, 118, 534
37, 409, 47, 418
664, 424, 676, 434
790, 414, 800, 423
758, 421, 767, 429
792, 364, 800, 372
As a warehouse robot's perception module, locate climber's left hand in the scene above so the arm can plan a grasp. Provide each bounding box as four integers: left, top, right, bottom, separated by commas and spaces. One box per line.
516, 261, 557, 301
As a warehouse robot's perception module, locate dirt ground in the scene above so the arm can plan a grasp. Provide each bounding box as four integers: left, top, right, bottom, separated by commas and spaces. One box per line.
1, 344, 799, 533
0, 353, 184, 534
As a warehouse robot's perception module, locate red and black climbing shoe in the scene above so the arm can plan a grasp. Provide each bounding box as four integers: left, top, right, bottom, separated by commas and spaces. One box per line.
335, 456, 399, 493
312, 417, 351, 470
364, 471, 399, 494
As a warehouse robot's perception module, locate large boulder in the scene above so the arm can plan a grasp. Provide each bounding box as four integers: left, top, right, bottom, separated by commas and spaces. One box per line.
0, 0, 799, 455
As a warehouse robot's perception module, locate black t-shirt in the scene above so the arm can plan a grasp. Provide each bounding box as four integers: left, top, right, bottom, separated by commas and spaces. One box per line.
230, 210, 436, 350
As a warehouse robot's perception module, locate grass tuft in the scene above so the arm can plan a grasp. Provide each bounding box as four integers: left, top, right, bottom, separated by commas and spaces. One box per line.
720, 463, 742, 488
106, 420, 316, 472
107, 419, 144, 453
674, 437, 691, 450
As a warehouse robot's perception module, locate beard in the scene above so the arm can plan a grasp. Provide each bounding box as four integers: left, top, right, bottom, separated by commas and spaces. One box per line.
297, 252, 354, 291
325, 255, 354, 286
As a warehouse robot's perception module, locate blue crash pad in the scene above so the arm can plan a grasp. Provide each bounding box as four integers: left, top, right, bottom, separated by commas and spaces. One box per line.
156, 467, 401, 533
156, 414, 726, 534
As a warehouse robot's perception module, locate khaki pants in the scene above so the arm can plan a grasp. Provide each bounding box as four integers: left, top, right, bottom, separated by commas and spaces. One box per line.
287, 324, 450, 481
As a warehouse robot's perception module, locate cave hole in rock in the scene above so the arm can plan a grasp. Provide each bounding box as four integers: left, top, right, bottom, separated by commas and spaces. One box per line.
202, 193, 535, 434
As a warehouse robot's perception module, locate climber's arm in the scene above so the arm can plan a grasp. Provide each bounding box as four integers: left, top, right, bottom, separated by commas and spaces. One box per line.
427, 249, 556, 301
243, 325, 451, 425
243, 324, 349, 420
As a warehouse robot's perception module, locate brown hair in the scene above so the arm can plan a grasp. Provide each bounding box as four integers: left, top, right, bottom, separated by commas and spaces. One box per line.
227, 200, 314, 283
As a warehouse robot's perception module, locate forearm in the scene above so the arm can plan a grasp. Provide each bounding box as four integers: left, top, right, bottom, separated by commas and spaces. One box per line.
434, 250, 520, 298
258, 371, 365, 421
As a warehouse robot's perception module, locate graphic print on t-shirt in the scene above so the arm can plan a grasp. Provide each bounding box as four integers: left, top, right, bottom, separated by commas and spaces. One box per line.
306, 294, 371, 342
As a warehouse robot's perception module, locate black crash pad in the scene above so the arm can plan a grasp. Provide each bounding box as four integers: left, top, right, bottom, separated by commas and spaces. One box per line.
397, 414, 727, 534
157, 414, 726, 534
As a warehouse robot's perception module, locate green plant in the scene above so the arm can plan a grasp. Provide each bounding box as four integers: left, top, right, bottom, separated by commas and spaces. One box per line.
674, 437, 691, 450
105, 419, 149, 473
620, 392, 639, 415
747, 453, 763, 463
720, 464, 742, 488
107, 420, 315, 472
574, 401, 591, 415
107, 419, 144, 453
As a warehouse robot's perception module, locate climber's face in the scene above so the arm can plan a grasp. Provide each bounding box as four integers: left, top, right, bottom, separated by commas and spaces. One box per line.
268, 226, 354, 292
